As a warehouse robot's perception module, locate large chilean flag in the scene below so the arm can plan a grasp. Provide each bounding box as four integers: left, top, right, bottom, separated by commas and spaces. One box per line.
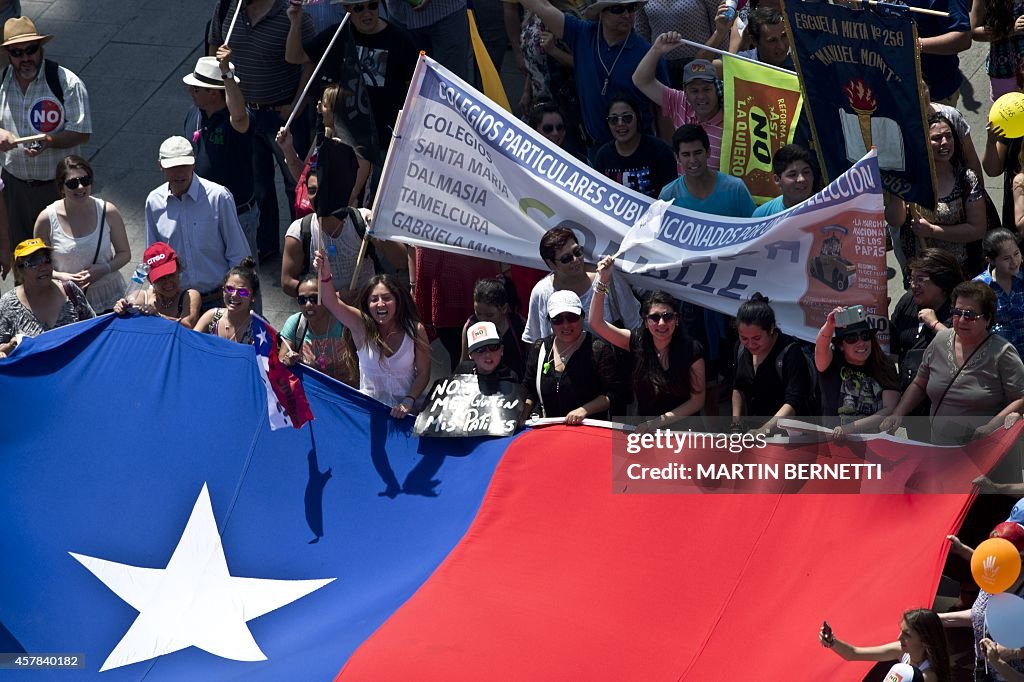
0, 316, 1013, 679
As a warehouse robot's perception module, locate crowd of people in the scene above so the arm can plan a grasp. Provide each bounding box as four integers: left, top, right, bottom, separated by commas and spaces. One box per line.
0, 1, 1022, 675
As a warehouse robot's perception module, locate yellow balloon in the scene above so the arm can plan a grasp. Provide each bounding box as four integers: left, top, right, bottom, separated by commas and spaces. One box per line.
971, 538, 1023, 594
989, 93, 1024, 139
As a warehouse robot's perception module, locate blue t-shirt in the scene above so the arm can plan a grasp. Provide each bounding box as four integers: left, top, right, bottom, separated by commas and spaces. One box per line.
906, 0, 970, 101
751, 195, 786, 218
658, 172, 756, 217
561, 16, 668, 147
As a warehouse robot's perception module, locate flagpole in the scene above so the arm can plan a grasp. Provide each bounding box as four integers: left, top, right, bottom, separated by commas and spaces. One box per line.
678, 38, 797, 75
350, 55, 426, 290
223, 0, 246, 45
284, 12, 350, 132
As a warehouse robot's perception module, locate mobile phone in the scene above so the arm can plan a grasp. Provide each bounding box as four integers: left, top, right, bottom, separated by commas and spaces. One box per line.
822, 620, 834, 644
834, 305, 866, 329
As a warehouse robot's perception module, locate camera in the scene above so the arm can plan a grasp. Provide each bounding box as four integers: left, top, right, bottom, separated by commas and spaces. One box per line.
834, 305, 866, 329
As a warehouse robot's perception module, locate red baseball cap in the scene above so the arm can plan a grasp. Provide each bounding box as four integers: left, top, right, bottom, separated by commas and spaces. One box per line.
143, 242, 178, 282
990, 521, 1024, 552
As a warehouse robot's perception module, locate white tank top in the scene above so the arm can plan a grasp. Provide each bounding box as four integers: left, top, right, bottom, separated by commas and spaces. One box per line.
48, 197, 126, 312
357, 333, 416, 407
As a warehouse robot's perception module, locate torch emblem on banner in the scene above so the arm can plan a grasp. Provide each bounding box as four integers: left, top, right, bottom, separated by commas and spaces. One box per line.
844, 79, 877, 149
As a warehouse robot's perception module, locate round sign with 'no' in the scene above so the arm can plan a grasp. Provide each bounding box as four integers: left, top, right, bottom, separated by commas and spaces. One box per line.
29, 98, 64, 134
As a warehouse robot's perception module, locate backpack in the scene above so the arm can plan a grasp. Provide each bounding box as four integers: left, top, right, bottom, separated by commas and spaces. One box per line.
736, 338, 821, 417
2, 59, 64, 105
299, 208, 378, 280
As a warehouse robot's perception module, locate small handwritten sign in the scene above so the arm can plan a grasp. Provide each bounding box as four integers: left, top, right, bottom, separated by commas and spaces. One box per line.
414, 374, 524, 438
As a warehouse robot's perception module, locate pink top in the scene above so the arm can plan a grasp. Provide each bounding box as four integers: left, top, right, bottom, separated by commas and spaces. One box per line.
662, 87, 724, 172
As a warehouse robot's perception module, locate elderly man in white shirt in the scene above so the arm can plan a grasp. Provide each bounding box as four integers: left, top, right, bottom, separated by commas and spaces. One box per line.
144, 136, 251, 312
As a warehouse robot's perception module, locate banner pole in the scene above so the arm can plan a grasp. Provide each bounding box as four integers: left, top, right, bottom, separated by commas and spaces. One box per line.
678, 38, 797, 75
223, 0, 245, 45
355, 54, 427, 289
284, 12, 351, 132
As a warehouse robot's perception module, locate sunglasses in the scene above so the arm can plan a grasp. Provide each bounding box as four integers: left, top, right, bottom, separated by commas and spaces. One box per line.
606, 113, 636, 125
556, 246, 584, 265
551, 312, 581, 326
951, 307, 981, 321
6, 43, 40, 58
296, 295, 318, 306
16, 252, 51, 268
473, 344, 502, 354
63, 176, 93, 190
348, 1, 379, 11
605, 3, 640, 13
840, 330, 875, 344
646, 312, 678, 324
908, 275, 931, 287
541, 123, 565, 134
224, 285, 252, 298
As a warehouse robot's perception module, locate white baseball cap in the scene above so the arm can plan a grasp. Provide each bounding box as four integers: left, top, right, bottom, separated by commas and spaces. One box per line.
547, 289, 583, 319
158, 136, 195, 169
467, 321, 501, 354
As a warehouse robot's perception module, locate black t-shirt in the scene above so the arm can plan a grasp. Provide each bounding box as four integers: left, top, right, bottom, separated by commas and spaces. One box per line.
522, 332, 624, 419
315, 137, 359, 217
185, 106, 255, 206
819, 355, 900, 422
733, 333, 813, 419
466, 313, 527, 378
629, 328, 703, 416
889, 292, 952, 363
304, 21, 418, 145
594, 135, 678, 199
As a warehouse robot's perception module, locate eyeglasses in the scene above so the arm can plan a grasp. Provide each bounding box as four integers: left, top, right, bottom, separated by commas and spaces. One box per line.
296, 295, 318, 306
473, 344, 502, 354
840, 330, 875, 344
646, 312, 678, 324
606, 113, 636, 125
16, 252, 51, 268
556, 246, 584, 265
551, 312, 581, 325
605, 3, 640, 14
951, 308, 981, 321
63, 176, 93, 190
224, 285, 252, 298
541, 123, 565, 134
6, 43, 40, 58
908, 275, 932, 287
348, 1, 379, 12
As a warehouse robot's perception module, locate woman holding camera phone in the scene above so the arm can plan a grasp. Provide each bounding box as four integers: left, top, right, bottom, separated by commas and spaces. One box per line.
819, 608, 952, 682
814, 305, 900, 439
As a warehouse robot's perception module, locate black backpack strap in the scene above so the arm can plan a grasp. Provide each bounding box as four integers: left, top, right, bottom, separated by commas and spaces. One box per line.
775, 341, 795, 381
43, 60, 63, 106
347, 207, 367, 239
299, 213, 314, 278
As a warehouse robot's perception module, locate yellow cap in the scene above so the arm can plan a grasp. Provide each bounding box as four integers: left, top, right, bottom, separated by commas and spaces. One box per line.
14, 238, 50, 260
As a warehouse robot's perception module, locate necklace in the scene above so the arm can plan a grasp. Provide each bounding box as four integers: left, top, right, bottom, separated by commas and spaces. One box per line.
553, 332, 585, 366
596, 27, 630, 96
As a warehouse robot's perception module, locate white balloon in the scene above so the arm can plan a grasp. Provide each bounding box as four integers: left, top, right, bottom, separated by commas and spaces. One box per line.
986, 592, 1024, 648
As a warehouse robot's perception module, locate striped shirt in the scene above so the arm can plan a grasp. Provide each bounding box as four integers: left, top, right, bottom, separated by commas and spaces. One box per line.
208, 0, 314, 105
386, 0, 465, 31
0, 62, 91, 181
661, 86, 723, 171
634, 0, 724, 62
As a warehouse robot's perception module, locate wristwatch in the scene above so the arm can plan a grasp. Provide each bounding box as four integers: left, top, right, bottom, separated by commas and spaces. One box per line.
222, 69, 237, 82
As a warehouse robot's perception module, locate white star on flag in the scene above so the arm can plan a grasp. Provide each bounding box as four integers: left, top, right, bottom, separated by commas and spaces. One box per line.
70, 484, 335, 671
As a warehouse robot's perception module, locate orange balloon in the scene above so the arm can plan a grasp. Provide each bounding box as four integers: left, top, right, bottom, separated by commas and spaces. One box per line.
971, 538, 1023, 594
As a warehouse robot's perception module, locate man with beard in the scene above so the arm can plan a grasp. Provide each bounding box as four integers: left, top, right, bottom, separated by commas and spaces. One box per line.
0, 17, 90, 249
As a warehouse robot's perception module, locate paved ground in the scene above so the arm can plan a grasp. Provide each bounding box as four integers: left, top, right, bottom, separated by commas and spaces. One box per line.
0, 2, 1000, 331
